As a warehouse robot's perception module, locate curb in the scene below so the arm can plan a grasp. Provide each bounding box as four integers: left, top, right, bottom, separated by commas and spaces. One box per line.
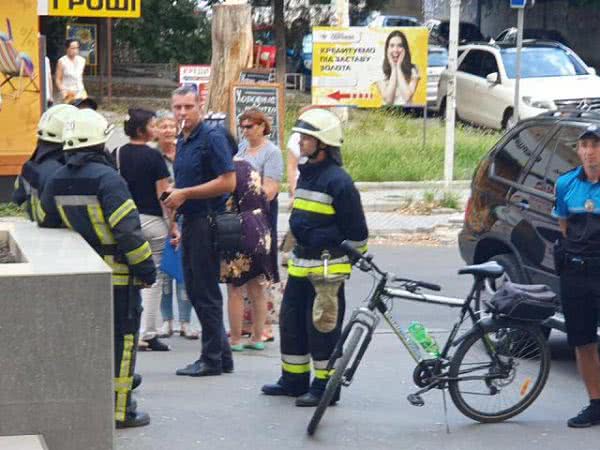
355, 180, 471, 191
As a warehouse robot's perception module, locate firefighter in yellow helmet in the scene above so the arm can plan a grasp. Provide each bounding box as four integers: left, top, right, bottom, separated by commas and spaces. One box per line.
262, 108, 368, 406
12, 104, 78, 223
40, 109, 156, 428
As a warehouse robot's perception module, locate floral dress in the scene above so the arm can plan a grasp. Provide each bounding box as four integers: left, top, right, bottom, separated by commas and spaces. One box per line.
220, 159, 275, 286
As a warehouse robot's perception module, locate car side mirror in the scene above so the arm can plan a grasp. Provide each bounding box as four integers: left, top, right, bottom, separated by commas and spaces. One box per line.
486, 72, 500, 84
589, 67, 597, 76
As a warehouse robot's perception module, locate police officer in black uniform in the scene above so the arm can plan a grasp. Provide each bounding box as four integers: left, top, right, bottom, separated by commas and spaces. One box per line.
262, 108, 368, 407
553, 124, 600, 428
13, 104, 78, 223
40, 109, 156, 428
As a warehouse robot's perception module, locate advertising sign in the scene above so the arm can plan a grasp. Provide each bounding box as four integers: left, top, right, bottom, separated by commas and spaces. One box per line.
0, 2, 42, 175
179, 64, 210, 104
312, 26, 429, 108
38, 0, 142, 18
230, 83, 284, 149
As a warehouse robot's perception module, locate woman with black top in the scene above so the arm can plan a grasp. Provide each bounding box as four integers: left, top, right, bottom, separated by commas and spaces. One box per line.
115, 108, 172, 351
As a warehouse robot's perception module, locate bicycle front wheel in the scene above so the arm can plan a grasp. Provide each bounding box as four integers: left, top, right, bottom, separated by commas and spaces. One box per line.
448, 322, 550, 423
307, 326, 365, 436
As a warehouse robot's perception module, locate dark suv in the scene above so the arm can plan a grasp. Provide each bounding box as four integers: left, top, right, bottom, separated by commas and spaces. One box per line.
459, 110, 600, 333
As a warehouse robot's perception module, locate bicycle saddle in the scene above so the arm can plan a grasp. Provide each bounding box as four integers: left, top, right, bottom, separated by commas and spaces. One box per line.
458, 261, 504, 279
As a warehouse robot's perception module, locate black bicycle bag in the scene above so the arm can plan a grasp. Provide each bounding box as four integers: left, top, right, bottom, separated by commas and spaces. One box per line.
487, 282, 558, 322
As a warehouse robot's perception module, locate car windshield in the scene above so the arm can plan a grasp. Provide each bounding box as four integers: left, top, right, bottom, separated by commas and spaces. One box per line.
501, 47, 588, 78
428, 49, 448, 67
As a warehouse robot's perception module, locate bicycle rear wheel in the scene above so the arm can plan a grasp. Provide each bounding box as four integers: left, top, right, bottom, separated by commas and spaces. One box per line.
448, 321, 550, 423
307, 326, 365, 436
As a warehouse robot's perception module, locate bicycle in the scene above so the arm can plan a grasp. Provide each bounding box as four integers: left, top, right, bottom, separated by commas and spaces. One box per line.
307, 242, 553, 435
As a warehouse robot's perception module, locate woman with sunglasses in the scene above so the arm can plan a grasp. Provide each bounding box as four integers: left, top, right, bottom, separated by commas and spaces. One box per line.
225, 109, 283, 350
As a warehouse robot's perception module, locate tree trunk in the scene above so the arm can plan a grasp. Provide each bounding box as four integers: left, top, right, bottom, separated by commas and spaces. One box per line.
273, 0, 286, 86
206, 4, 254, 114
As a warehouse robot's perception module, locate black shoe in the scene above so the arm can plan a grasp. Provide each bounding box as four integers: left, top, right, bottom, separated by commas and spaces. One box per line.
144, 337, 170, 351
261, 382, 304, 397
223, 362, 234, 374
568, 404, 600, 428
175, 360, 222, 377
295, 389, 340, 407
127, 399, 137, 413
132, 373, 142, 391
116, 411, 150, 429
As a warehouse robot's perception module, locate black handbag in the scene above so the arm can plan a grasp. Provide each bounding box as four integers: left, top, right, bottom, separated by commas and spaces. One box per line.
212, 211, 243, 253
487, 281, 558, 322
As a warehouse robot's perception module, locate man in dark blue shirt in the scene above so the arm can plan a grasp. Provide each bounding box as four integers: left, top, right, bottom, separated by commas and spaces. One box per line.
164, 86, 236, 376
553, 125, 600, 428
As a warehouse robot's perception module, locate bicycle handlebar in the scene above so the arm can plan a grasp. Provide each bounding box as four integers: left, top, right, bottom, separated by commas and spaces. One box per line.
339, 240, 442, 292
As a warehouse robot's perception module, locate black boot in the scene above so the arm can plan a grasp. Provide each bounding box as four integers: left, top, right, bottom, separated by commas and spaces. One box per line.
261, 377, 306, 397
295, 387, 340, 407
116, 411, 150, 429
132, 373, 142, 391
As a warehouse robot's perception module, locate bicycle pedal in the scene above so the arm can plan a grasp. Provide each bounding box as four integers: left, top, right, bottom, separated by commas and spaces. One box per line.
407, 393, 425, 407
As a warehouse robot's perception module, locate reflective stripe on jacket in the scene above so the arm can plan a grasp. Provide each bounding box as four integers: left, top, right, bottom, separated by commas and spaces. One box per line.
40, 152, 156, 286
288, 159, 368, 277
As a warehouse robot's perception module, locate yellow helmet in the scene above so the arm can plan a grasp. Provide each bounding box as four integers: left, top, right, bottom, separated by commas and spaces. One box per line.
292, 108, 343, 147
63, 109, 114, 151
37, 104, 78, 143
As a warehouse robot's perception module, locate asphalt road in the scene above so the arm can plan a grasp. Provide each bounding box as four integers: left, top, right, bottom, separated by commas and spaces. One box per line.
117, 245, 595, 450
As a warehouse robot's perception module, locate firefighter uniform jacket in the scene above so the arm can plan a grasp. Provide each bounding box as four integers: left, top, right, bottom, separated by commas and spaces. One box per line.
277, 157, 368, 396
12, 141, 65, 224
40, 150, 156, 422
288, 158, 369, 276
40, 151, 156, 286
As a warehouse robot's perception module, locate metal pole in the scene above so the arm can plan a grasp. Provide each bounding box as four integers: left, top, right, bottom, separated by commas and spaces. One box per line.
107, 18, 112, 106
513, 8, 524, 124
444, 0, 460, 187
334, 0, 349, 122
423, 105, 427, 152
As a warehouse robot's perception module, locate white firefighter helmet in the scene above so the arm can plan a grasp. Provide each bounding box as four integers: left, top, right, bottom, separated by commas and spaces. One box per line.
292, 108, 343, 147
63, 109, 114, 151
37, 104, 78, 143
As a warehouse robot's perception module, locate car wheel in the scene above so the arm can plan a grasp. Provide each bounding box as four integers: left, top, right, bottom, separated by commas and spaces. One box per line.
503, 109, 517, 130
486, 253, 552, 339
438, 97, 446, 119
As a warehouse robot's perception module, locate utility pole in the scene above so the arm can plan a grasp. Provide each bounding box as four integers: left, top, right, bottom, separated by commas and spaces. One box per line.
335, 0, 349, 121
511, 0, 527, 125
444, 0, 460, 187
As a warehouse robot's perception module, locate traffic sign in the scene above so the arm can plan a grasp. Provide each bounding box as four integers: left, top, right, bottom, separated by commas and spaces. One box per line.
511, 0, 526, 8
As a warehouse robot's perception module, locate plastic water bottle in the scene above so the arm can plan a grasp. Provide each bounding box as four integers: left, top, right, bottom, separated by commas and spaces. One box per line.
408, 321, 440, 357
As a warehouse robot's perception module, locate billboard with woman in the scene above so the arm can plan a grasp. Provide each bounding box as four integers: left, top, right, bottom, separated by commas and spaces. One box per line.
311, 26, 429, 108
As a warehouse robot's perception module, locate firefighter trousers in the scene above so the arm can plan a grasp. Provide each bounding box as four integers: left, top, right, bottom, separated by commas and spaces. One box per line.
113, 285, 142, 422
279, 276, 345, 396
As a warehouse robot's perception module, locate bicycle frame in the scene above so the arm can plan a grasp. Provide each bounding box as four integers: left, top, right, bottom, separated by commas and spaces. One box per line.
327, 272, 489, 388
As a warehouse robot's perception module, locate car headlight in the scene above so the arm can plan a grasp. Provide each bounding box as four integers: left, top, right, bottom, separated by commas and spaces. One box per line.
522, 96, 556, 110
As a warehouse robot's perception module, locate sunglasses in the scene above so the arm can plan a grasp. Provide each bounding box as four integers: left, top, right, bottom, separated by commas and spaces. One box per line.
240, 123, 257, 130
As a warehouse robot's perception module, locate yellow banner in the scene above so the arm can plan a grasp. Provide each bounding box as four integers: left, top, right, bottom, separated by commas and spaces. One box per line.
312, 27, 429, 108
45, 0, 141, 18
0, 1, 41, 175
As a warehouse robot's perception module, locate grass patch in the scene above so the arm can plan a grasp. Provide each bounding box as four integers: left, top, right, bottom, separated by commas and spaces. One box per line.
0, 203, 25, 218
283, 104, 501, 182
440, 191, 461, 209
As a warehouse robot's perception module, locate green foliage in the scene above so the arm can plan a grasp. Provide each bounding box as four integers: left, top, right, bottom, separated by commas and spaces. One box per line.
440, 191, 460, 210
114, 0, 211, 64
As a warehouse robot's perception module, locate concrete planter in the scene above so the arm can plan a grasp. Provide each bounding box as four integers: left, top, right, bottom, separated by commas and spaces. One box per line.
0, 222, 114, 450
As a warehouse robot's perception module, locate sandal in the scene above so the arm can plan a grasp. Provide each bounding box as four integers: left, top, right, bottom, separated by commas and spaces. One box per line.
180, 322, 199, 340
244, 341, 265, 350
262, 331, 275, 343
